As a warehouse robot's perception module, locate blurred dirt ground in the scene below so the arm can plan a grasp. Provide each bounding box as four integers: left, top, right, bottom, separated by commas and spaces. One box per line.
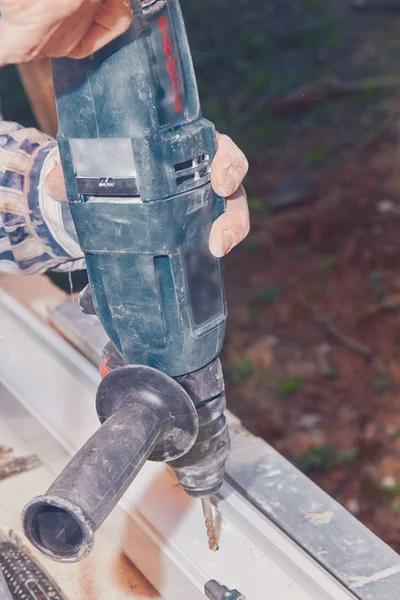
223, 129, 400, 551
185, 0, 400, 550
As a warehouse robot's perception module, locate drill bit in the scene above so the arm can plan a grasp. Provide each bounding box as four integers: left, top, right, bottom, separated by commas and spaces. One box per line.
202, 498, 219, 552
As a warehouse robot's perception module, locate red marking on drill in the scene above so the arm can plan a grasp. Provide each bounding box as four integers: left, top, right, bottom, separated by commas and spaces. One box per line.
158, 15, 182, 112
166, 56, 176, 74
158, 14, 168, 33
99, 358, 111, 379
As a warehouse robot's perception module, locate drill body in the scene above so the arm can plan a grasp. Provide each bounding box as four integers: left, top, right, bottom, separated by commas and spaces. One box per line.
53, 0, 226, 377
22, 0, 231, 562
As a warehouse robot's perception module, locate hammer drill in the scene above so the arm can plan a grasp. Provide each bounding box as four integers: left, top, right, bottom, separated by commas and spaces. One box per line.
22, 0, 230, 562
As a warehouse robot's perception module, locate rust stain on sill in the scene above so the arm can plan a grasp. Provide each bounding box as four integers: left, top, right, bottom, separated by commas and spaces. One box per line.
0, 447, 42, 481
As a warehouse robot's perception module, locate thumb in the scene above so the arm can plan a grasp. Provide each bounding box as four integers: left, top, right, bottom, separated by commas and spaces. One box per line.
44, 162, 68, 203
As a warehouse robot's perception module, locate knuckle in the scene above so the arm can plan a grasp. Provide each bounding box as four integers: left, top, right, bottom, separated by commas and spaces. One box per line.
229, 210, 249, 241
237, 214, 250, 237
241, 153, 249, 176
219, 133, 233, 146
232, 150, 249, 178
228, 150, 249, 182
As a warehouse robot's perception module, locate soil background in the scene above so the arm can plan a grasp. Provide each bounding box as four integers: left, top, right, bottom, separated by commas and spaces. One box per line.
185, 0, 400, 552
2, 0, 400, 551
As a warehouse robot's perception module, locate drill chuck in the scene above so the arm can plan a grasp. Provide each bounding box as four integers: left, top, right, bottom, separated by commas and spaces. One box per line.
173, 394, 229, 498
173, 359, 230, 498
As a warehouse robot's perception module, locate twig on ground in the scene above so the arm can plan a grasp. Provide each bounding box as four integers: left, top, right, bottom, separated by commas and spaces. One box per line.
315, 317, 373, 359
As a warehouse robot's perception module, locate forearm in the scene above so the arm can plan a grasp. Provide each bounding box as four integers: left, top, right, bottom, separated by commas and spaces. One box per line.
0, 121, 84, 275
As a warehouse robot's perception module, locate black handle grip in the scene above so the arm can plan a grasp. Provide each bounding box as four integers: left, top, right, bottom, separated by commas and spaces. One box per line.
22, 366, 198, 563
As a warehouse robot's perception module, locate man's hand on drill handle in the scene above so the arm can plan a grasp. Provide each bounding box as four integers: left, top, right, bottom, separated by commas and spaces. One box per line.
0, 0, 133, 66
0, 0, 250, 257
45, 133, 250, 258
209, 133, 249, 257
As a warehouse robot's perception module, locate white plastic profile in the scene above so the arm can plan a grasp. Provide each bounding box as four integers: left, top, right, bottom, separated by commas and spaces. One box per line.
0, 287, 394, 600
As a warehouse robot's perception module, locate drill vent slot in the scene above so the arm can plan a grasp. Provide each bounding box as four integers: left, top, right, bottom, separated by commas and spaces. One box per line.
174, 159, 194, 172
174, 153, 210, 187
177, 173, 196, 186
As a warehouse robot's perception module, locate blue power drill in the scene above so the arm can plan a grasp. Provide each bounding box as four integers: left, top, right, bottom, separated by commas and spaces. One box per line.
22, 0, 230, 563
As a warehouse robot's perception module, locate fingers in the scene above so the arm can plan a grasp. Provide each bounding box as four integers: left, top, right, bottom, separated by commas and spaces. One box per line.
0, 0, 132, 66
209, 133, 250, 257
209, 185, 250, 258
44, 150, 68, 203
66, 0, 133, 59
40, 2, 101, 59
0, 20, 52, 66
211, 133, 249, 198
0, 0, 88, 66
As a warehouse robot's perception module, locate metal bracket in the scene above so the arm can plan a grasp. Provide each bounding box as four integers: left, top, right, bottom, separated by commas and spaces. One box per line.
204, 580, 244, 600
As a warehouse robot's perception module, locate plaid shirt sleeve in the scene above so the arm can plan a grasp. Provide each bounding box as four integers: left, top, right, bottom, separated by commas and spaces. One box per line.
0, 121, 84, 275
